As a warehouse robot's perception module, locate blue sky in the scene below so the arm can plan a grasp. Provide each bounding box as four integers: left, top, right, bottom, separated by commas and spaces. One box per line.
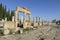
0, 0, 60, 21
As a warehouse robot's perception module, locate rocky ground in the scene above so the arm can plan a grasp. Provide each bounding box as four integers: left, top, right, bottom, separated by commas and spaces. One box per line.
0, 25, 60, 40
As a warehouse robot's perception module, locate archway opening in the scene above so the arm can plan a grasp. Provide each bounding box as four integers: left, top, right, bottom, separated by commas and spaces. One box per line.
17, 12, 23, 28
26, 14, 29, 22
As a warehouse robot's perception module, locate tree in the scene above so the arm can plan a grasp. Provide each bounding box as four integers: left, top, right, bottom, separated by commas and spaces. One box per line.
56, 20, 60, 25
52, 19, 56, 23
0, 3, 8, 20
10, 11, 15, 21
0, 3, 3, 20
0, 3, 14, 21
6, 9, 10, 21
11, 11, 14, 16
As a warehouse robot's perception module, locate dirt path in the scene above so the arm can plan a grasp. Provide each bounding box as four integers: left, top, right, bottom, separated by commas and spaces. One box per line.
0, 26, 60, 40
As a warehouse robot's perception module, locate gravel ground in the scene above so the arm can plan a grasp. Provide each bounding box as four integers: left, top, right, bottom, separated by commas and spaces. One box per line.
0, 25, 60, 40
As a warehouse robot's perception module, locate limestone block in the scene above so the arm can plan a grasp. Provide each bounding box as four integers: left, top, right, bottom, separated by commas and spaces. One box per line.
34, 23, 38, 27
4, 21, 15, 29
40, 22, 42, 26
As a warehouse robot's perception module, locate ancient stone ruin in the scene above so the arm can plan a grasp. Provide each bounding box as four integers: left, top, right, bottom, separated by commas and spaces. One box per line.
33, 17, 40, 27
0, 6, 51, 35
14, 6, 31, 28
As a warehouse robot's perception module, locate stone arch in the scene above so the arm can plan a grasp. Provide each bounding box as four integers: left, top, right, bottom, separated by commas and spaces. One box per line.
14, 6, 31, 28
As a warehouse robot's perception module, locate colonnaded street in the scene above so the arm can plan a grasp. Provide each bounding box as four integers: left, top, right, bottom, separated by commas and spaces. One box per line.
0, 0, 60, 40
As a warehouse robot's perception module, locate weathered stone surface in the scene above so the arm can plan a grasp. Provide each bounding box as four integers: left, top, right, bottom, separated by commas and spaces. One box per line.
4, 21, 15, 29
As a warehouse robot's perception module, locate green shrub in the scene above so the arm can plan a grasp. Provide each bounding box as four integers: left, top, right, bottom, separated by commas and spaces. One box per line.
23, 27, 32, 32
39, 38, 44, 40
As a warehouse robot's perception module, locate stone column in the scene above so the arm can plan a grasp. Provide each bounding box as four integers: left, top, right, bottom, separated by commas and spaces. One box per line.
33, 17, 36, 27
28, 14, 31, 26
33, 17, 34, 23
14, 11, 18, 28
33, 17, 34, 26
5, 18, 7, 21
36, 17, 38, 23
36, 17, 39, 26
42, 20, 43, 26
38, 17, 40, 26
23, 12, 26, 28
34, 17, 36, 23
12, 16, 14, 22
37, 17, 39, 23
